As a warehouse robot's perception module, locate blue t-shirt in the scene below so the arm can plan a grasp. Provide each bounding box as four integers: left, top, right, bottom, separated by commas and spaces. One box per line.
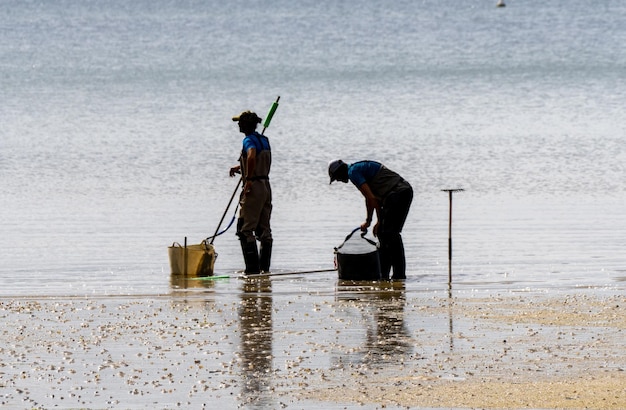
348, 161, 382, 188
242, 132, 270, 153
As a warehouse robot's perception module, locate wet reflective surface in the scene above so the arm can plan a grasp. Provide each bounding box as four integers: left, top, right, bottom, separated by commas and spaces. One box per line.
1, 276, 622, 408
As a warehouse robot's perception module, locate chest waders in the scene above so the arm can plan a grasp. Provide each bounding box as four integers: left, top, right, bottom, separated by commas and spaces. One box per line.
365, 165, 413, 280
238, 132, 273, 274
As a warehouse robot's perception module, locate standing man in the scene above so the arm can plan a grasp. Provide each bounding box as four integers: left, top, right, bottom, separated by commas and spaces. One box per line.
329, 159, 413, 280
229, 111, 273, 274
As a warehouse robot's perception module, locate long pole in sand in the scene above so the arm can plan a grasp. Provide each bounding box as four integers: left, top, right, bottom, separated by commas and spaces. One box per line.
189, 268, 337, 281
209, 177, 242, 245
442, 189, 463, 286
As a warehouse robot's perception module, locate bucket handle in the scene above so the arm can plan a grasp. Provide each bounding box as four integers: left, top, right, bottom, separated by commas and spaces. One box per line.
335, 227, 379, 251
170, 240, 215, 253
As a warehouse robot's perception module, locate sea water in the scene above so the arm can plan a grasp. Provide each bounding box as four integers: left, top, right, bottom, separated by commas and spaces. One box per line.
2, 0, 626, 296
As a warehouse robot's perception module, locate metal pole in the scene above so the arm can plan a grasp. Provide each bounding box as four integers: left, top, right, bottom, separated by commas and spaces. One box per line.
441, 189, 463, 286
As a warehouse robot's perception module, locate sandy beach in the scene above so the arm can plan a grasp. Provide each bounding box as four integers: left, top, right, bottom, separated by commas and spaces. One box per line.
301, 290, 625, 409
0, 281, 623, 409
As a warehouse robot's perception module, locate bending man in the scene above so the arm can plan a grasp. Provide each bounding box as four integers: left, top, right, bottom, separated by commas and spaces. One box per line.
329, 160, 412, 280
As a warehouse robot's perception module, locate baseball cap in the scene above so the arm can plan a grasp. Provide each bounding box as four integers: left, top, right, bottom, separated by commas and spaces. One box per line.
328, 159, 346, 184
232, 111, 262, 124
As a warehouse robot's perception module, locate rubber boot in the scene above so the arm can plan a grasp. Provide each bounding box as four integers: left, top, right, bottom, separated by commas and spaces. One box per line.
259, 240, 273, 273
390, 234, 406, 280
378, 233, 392, 280
240, 239, 260, 274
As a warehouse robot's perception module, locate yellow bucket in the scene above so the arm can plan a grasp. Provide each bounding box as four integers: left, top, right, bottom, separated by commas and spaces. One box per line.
168, 240, 216, 276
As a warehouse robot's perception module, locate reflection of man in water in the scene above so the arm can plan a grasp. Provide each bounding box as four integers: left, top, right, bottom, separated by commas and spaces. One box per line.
238, 280, 273, 406
370, 285, 411, 360
335, 283, 412, 366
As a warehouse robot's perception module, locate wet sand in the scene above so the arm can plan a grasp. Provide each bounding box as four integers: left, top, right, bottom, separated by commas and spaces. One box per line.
301, 290, 625, 409
0, 281, 623, 409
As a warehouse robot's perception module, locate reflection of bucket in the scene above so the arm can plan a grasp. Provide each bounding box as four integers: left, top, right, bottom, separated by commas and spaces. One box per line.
334, 229, 381, 280
168, 240, 216, 277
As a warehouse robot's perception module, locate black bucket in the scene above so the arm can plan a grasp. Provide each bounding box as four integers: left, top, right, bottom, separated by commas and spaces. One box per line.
334, 228, 381, 280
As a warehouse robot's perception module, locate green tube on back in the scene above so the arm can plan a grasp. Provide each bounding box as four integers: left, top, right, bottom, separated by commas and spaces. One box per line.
263, 99, 279, 128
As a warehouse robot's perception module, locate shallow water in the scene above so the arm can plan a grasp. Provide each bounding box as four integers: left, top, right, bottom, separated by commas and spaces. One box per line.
2, 192, 624, 297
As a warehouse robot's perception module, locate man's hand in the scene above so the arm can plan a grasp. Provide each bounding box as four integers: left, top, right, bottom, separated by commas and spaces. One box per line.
361, 220, 379, 237
372, 222, 379, 237
360, 220, 371, 231
229, 166, 241, 177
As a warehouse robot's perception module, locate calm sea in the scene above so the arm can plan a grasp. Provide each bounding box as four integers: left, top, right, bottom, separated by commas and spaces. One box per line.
2, 0, 625, 296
